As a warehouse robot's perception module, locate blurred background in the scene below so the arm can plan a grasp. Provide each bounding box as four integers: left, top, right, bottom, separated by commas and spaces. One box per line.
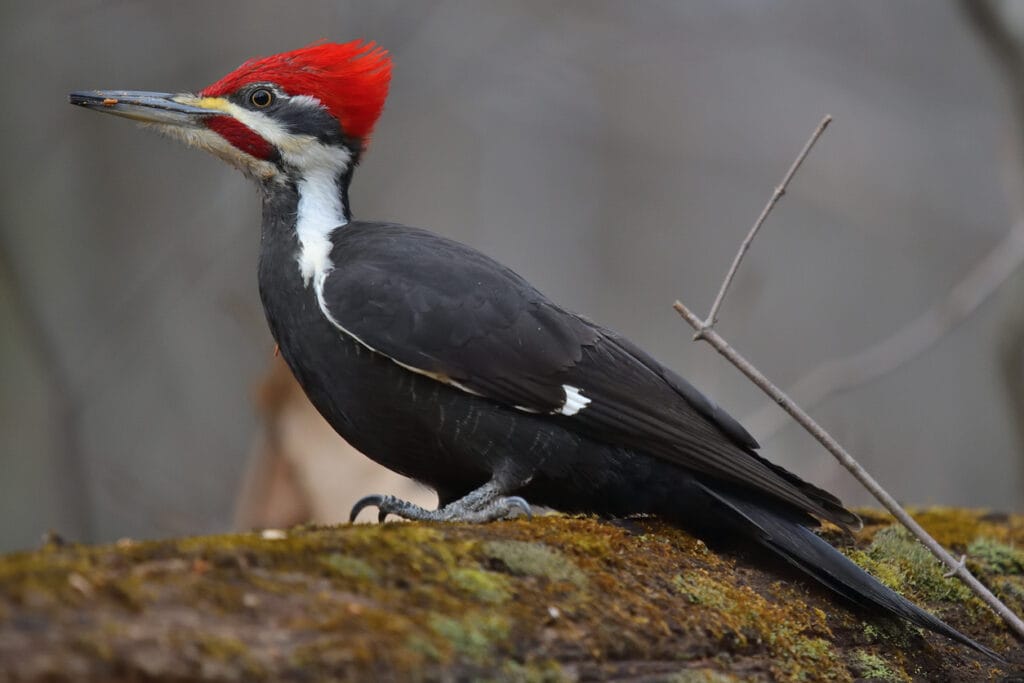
2, 1, 1023, 553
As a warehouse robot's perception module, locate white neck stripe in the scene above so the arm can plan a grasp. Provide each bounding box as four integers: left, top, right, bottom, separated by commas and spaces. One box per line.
296, 166, 347, 286
173, 94, 353, 286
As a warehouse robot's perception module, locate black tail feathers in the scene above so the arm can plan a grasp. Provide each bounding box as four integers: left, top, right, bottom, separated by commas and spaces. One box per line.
696, 483, 1005, 664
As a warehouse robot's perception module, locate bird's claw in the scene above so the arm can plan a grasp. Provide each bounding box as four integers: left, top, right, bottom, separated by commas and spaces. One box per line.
348, 491, 533, 524
349, 494, 384, 523
502, 496, 533, 520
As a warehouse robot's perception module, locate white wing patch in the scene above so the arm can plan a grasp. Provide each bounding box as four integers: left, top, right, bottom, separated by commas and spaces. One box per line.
559, 384, 591, 416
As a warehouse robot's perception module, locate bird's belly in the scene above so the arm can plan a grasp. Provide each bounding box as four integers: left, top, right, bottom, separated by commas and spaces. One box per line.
268, 314, 620, 505
274, 323, 471, 485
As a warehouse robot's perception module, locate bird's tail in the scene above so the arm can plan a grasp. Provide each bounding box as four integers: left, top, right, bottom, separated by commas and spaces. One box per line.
691, 482, 1005, 663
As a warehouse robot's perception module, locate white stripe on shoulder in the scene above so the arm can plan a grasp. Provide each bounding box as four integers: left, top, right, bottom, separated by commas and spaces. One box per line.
313, 274, 592, 417
312, 271, 482, 397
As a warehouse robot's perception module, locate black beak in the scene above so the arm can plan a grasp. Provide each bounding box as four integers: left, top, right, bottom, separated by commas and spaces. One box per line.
69, 90, 225, 127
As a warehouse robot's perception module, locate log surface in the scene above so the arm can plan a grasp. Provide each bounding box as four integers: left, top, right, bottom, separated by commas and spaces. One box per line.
1, 509, 1022, 682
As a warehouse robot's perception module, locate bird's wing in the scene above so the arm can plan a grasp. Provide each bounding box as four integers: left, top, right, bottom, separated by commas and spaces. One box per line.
321, 223, 857, 528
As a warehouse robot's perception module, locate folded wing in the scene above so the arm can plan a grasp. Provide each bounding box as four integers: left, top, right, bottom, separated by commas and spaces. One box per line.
322, 222, 859, 529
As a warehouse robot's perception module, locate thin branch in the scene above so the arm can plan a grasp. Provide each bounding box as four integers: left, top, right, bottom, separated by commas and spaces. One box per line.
744, 220, 1024, 440
674, 301, 1024, 639
700, 115, 831, 331
743, 0, 1024, 445
672, 119, 1024, 640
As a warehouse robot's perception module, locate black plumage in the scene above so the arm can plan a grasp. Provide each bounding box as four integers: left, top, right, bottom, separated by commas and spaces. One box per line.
69, 43, 1006, 663
258, 187, 996, 659
318, 221, 857, 526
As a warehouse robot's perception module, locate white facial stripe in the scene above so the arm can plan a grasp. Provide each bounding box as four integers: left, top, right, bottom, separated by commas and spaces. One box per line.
240, 95, 352, 286
174, 94, 352, 285
176, 95, 297, 153
175, 94, 340, 161
558, 385, 591, 416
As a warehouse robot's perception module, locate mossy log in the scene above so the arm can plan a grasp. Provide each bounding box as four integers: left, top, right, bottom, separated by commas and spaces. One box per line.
0, 508, 1022, 682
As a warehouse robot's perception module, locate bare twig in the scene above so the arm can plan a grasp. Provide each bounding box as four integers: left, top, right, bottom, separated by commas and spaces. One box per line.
672, 120, 1024, 639
744, 220, 1024, 440
699, 115, 831, 332
674, 301, 1024, 638
742, 0, 1024, 444
945, 554, 968, 579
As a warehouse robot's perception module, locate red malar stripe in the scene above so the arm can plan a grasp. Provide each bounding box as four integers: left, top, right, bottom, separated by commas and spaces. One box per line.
206, 117, 275, 161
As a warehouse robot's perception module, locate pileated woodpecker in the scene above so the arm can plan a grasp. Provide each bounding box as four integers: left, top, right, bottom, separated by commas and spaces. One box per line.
71, 42, 1002, 661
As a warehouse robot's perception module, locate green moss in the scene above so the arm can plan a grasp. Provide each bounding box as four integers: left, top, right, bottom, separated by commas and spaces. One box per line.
789, 636, 830, 662
428, 612, 510, 662
672, 572, 732, 609
848, 650, 908, 682
860, 620, 918, 650
321, 553, 378, 581
772, 636, 847, 682
996, 576, 1024, 600
1, 510, 1017, 680
665, 567, 846, 681
967, 538, 1024, 575
451, 567, 512, 604
852, 526, 972, 604
983, 575, 1024, 622
906, 507, 1009, 548
479, 540, 587, 588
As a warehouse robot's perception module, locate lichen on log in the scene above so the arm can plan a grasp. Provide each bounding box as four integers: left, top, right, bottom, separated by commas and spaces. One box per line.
0, 508, 1021, 681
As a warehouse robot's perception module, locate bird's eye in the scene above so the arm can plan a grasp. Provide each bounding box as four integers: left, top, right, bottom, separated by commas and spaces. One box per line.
249, 88, 274, 108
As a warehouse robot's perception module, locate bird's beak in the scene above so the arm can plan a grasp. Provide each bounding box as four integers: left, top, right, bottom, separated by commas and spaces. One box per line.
68, 90, 226, 127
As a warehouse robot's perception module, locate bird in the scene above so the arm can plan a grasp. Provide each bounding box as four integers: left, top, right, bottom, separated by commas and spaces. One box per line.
70, 41, 1003, 662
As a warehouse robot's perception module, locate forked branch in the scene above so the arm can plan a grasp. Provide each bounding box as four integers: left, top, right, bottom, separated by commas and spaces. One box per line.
673, 118, 1024, 639
698, 115, 830, 333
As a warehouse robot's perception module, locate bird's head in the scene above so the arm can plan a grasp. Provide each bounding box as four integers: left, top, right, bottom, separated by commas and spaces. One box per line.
70, 41, 391, 184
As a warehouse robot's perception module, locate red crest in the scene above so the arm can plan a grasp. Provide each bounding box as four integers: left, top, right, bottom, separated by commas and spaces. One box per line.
202, 41, 392, 144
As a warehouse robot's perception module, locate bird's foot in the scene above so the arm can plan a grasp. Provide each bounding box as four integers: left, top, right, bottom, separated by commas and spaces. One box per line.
350, 492, 532, 524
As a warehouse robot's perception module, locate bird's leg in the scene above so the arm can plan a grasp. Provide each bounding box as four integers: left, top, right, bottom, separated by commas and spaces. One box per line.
349, 477, 532, 523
